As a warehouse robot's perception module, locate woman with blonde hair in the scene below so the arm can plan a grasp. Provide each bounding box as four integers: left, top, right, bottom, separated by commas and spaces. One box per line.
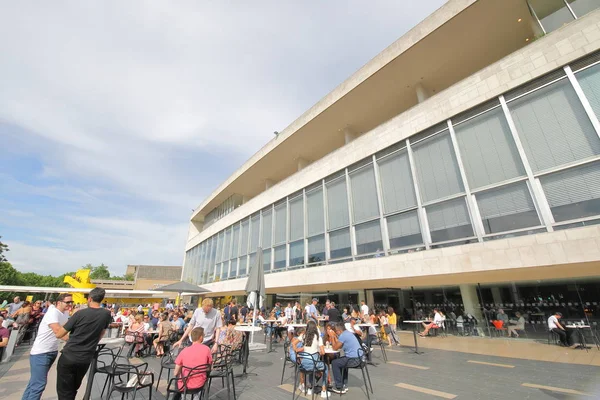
153, 313, 170, 357
126, 314, 147, 356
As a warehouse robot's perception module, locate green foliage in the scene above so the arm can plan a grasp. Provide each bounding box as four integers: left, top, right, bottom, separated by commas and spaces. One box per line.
0, 261, 19, 285
0, 236, 9, 263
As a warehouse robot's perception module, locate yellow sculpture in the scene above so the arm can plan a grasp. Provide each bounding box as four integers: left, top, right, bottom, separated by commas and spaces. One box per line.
63, 269, 95, 305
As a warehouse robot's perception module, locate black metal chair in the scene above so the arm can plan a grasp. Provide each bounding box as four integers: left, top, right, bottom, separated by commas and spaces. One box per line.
126, 331, 148, 358
166, 363, 211, 400
207, 345, 236, 400
156, 347, 180, 391
96, 344, 129, 399
106, 362, 154, 400
373, 332, 388, 363
341, 348, 373, 400
281, 339, 296, 384
292, 351, 327, 400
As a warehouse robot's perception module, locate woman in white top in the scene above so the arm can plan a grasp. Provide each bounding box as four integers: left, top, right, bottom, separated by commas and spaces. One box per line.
508, 312, 526, 338
420, 308, 443, 336
299, 320, 329, 398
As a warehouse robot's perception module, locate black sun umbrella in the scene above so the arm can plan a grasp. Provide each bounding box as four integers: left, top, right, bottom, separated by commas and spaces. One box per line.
153, 281, 210, 305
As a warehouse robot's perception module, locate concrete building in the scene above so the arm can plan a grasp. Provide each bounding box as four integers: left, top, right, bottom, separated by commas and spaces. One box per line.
91, 265, 182, 291
182, 0, 600, 324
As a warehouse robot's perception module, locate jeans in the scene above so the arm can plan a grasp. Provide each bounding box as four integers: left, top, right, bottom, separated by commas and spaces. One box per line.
552, 328, 569, 346
22, 351, 58, 400
56, 353, 91, 400
331, 357, 352, 389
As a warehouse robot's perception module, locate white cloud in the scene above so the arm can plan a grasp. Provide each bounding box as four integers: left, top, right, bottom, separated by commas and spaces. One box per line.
0, 1, 447, 274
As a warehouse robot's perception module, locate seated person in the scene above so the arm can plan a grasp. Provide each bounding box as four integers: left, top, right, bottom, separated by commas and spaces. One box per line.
0, 317, 9, 349
331, 323, 362, 394
173, 327, 212, 399
496, 309, 509, 326
547, 312, 570, 347
420, 308, 443, 337
507, 312, 525, 338
211, 318, 243, 354
153, 313, 171, 357
300, 321, 328, 398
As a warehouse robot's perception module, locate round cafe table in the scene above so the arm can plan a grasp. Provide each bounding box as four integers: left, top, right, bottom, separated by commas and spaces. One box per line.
83, 337, 125, 400
235, 325, 262, 375
403, 321, 424, 355
565, 324, 591, 351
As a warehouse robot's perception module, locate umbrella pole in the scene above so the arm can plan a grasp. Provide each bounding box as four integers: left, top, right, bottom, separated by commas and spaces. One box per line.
250, 292, 258, 344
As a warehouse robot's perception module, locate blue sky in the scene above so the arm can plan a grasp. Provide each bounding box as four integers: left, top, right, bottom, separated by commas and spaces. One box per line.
0, 1, 446, 276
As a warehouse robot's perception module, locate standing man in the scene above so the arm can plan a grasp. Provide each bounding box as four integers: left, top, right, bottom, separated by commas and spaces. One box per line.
55, 288, 112, 400
360, 301, 369, 319
327, 302, 341, 323
284, 303, 293, 323
308, 298, 319, 322
229, 299, 239, 322
22, 293, 73, 400
174, 298, 222, 348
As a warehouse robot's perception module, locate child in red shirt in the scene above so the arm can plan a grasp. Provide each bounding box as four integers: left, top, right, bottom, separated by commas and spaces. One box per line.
173, 327, 212, 398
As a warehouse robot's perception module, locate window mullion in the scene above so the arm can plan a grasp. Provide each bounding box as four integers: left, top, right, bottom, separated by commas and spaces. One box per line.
406, 139, 431, 248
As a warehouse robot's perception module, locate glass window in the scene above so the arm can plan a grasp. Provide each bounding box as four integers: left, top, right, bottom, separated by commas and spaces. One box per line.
568, 0, 600, 18
250, 214, 260, 253
289, 240, 304, 266
208, 236, 217, 274
329, 228, 352, 259
509, 78, 600, 172
274, 202, 287, 245
223, 227, 231, 261
274, 245, 286, 269
427, 197, 475, 243
228, 260, 236, 279
238, 256, 247, 277
529, 0, 575, 33
377, 150, 417, 214
349, 164, 380, 222
262, 210, 273, 248
454, 107, 525, 189
240, 219, 249, 256
476, 182, 541, 234
307, 235, 325, 264
262, 249, 272, 272
214, 232, 223, 263
540, 161, 600, 222
289, 196, 304, 241
387, 210, 423, 249
248, 253, 256, 274
576, 63, 600, 122
355, 220, 383, 255
307, 187, 325, 235
326, 177, 350, 229
231, 225, 240, 258
412, 132, 464, 203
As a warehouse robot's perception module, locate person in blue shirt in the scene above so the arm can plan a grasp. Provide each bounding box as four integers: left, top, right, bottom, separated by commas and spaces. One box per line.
331, 323, 362, 394
308, 298, 319, 322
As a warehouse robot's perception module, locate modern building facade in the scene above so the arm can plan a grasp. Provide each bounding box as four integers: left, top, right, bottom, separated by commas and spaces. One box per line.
182, 0, 600, 325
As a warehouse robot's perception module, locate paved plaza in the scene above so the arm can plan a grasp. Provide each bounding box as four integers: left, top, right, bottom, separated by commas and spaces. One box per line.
1, 331, 599, 400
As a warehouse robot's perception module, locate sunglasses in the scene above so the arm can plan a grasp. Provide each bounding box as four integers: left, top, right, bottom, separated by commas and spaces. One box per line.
63, 301, 74, 305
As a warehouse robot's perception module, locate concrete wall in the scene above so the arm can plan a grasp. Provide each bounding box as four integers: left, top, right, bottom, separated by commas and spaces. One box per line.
186, 10, 600, 252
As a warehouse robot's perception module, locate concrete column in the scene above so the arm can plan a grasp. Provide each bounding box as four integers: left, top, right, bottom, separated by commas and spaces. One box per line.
265, 179, 275, 190
297, 158, 310, 171
366, 290, 375, 311
459, 284, 483, 322
343, 128, 358, 144
415, 82, 430, 103
491, 287, 503, 307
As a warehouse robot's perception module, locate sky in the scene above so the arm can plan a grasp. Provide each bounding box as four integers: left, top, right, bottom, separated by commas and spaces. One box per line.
0, 1, 447, 276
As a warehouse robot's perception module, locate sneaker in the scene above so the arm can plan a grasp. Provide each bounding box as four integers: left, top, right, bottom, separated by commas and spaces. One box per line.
370, 347, 374, 352
331, 387, 344, 394
341, 386, 349, 394
321, 390, 329, 398
298, 384, 305, 393
307, 388, 313, 395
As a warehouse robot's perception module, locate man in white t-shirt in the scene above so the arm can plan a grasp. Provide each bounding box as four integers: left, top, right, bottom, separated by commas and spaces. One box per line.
548, 312, 569, 346
360, 301, 369, 318
174, 298, 222, 348
22, 293, 73, 400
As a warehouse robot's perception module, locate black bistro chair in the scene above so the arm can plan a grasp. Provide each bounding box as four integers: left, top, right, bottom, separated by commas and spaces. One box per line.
341, 347, 373, 400
96, 344, 129, 398
206, 345, 237, 400
372, 332, 388, 363
106, 362, 154, 400
292, 351, 327, 400
281, 339, 296, 384
156, 347, 180, 391
166, 363, 211, 400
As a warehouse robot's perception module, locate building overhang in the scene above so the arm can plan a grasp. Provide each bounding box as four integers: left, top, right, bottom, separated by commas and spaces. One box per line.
191, 0, 537, 223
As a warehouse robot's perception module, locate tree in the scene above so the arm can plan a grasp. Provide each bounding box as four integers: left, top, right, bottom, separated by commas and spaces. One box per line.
0, 236, 9, 262
0, 261, 19, 285
89, 263, 111, 280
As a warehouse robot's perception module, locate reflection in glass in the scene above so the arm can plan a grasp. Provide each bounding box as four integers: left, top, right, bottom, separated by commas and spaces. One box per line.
274, 203, 287, 245
427, 197, 475, 243
355, 220, 383, 255
238, 256, 247, 277
567, 0, 599, 18
262, 210, 273, 248
289, 240, 304, 267
289, 196, 304, 241
387, 210, 423, 249
576, 63, 600, 121
477, 182, 541, 234
274, 245, 286, 269
240, 219, 249, 256
306, 188, 325, 235
307, 235, 325, 264
529, 0, 575, 33
250, 214, 260, 252
329, 228, 352, 259
541, 161, 600, 222
263, 248, 272, 272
